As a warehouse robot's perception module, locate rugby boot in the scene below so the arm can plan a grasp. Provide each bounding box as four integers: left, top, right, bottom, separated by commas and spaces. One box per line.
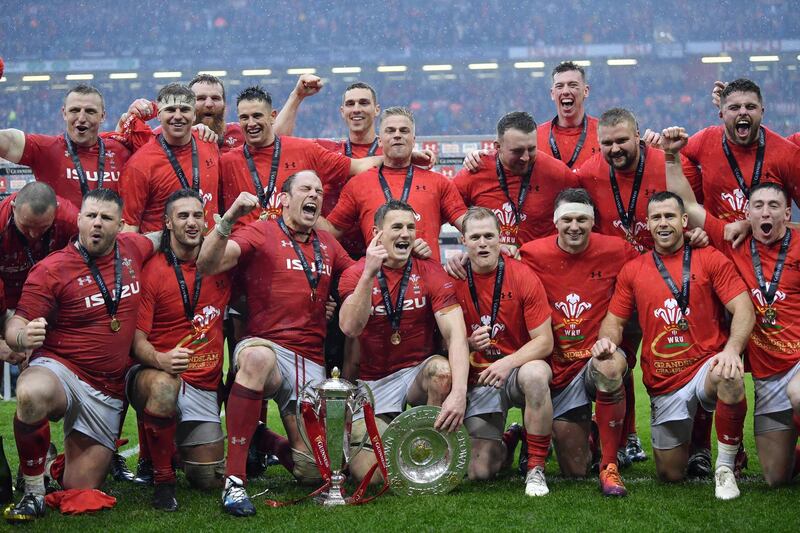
3, 493, 45, 523
714, 465, 740, 500
524, 465, 549, 497
110, 452, 136, 482
133, 458, 154, 485
625, 433, 648, 462
501, 423, 523, 470
734, 442, 748, 479
687, 448, 712, 479
14, 444, 59, 495
599, 463, 627, 497
246, 423, 268, 478
222, 475, 255, 517
517, 440, 529, 477
152, 482, 179, 512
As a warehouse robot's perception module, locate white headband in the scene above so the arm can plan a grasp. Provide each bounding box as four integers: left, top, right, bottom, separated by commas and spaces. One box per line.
157, 94, 195, 113
553, 202, 595, 223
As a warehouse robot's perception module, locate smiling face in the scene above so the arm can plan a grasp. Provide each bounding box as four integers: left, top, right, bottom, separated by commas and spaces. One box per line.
720, 91, 764, 146
158, 101, 195, 145
379, 114, 415, 166
280, 171, 323, 233
462, 216, 501, 273
62, 91, 105, 147
551, 69, 589, 122
647, 198, 687, 254
375, 208, 416, 267
166, 196, 205, 252
340, 87, 379, 137
495, 127, 537, 176
748, 186, 791, 244
237, 98, 276, 148
77, 198, 123, 257
599, 120, 640, 172
555, 209, 593, 253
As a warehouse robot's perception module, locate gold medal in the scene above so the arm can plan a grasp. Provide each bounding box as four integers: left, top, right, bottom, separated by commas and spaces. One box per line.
110, 317, 121, 332
259, 210, 268, 221
765, 307, 777, 322
390, 331, 401, 345
677, 317, 689, 331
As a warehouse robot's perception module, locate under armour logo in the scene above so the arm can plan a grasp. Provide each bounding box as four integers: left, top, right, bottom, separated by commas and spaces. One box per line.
284, 162, 297, 169
231, 437, 247, 445
372, 287, 381, 295
77, 275, 93, 286
723, 434, 741, 444
500, 291, 512, 300
415, 184, 427, 191
281, 240, 292, 247
590, 271, 602, 278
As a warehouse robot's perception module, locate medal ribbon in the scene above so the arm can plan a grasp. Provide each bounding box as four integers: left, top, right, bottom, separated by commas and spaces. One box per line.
377, 258, 413, 334
549, 114, 587, 168
722, 126, 765, 198
652, 243, 692, 324
751, 228, 791, 308
609, 141, 646, 235
345, 137, 379, 158
64, 133, 105, 197
157, 134, 199, 191
377, 164, 414, 203
466, 256, 505, 338
76, 240, 122, 320
243, 136, 282, 211
166, 248, 203, 326
277, 217, 323, 297
495, 157, 532, 227
9, 214, 51, 267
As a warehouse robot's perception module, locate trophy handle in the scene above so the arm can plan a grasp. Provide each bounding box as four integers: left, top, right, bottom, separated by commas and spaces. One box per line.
348, 380, 376, 460
295, 381, 319, 455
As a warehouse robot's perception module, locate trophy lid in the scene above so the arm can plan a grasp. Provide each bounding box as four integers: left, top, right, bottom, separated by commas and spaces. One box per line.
316, 367, 356, 394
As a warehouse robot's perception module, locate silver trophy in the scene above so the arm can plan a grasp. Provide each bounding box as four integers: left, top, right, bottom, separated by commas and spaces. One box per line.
296, 367, 373, 506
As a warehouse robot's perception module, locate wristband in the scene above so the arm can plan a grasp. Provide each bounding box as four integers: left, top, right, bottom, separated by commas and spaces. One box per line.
213, 214, 233, 238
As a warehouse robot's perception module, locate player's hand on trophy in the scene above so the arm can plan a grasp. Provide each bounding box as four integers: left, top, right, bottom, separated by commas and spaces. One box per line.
591, 337, 618, 360
436, 391, 466, 433
659, 126, 689, 154
157, 347, 192, 375
411, 237, 432, 259
444, 251, 468, 280
294, 74, 324, 99
192, 123, 219, 144
477, 358, 514, 388
468, 325, 492, 351
364, 231, 388, 276
226, 192, 259, 222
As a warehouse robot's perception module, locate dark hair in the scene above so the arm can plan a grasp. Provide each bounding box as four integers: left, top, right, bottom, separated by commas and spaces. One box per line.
749, 182, 789, 205
554, 187, 595, 210
598, 107, 638, 130
188, 73, 226, 101
551, 61, 586, 82
82, 188, 123, 211
160, 189, 204, 253
15, 182, 57, 216
281, 170, 320, 194
236, 85, 273, 107
64, 83, 105, 110
721, 78, 762, 105
157, 83, 196, 106
374, 199, 417, 227
343, 82, 377, 105
496, 111, 537, 138
461, 206, 500, 234
648, 191, 685, 214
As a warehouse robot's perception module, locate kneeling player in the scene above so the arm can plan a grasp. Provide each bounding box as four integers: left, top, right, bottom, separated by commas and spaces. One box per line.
453, 207, 554, 496
338, 200, 470, 483
127, 190, 230, 511
592, 192, 754, 500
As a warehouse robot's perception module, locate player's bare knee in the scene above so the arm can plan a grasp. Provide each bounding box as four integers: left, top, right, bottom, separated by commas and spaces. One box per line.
15, 376, 54, 421
785, 377, 800, 411
716, 375, 745, 403
147, 372, 180, 414
237, 347, 274, 383
517, 361, 551, 401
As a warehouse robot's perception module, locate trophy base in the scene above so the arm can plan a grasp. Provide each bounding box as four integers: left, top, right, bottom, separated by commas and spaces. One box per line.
315, 488, 347, 506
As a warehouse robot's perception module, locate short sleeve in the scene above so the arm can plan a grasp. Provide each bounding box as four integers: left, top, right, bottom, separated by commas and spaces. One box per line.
608, 261, 637, 320
425, 262, 459, 312
707, 249, 748, 306
14, 262, 59, 322
517, 266, 552, 330
120, 161, 149, 227
438, 176, 469, 226
338, 262, 365, 300
230, 221, 266, 262
326, 180, 359, 231
307, 141, 353, 187
136, 260, 159, 335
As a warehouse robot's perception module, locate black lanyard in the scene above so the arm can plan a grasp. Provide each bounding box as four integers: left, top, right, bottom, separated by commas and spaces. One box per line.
549, 115, 587, 168
166, 248, 203, 327
64, 133, 105, 197
652, 243, 692, 330
9, 214, 51, 267
466, 256, 505, 338
345, 137, 379, 158
751, 229, 791, 312
495, 157, 532, 226
277, 217, 323, 301
722, 126, 765, 198
244, 137, 282, 212
609, 142, 646, 234
157, 134, 199, 191
76, 240, 122, 326
377, 164, 414, 203
377, 258, 413, 334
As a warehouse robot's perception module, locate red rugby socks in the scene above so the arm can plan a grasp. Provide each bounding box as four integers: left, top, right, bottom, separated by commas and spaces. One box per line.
525, 433, 551, 471
224, 382, 263, 483
141, 408, 177, 484
597, 388, 626, 469
715, 399, 747, 471
14, 415, 50, 495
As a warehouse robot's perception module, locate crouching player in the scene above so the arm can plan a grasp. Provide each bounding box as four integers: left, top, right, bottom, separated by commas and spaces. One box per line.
453, 207, 554, 496
127, 190, 231, 511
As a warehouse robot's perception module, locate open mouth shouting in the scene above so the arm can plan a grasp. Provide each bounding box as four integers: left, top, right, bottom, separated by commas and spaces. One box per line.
560, 96, 575, 112
735, 118, 752, 140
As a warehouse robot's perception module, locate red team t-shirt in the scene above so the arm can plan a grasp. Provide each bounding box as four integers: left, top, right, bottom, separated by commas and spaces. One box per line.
453, 152, 578, 247
609, 245, 747, 396
19, 133, 131, 210
15, 233, 154, 398
339, 257, 459, 381
230, 219, 354, 365
577, 148, 672, 252
329, 166, 467, 261
788, 132, 800, 148
453, 258, 551, 385
120, 133, 220, 232
220, 123, 245, 154
536, 115, 601, 170
681, 126, 800, 220
706, 216, 800, 379
137, 254, 232, 391
219, 136, 352, 226
0, 193, 79, 309
520, 234, 640, 388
